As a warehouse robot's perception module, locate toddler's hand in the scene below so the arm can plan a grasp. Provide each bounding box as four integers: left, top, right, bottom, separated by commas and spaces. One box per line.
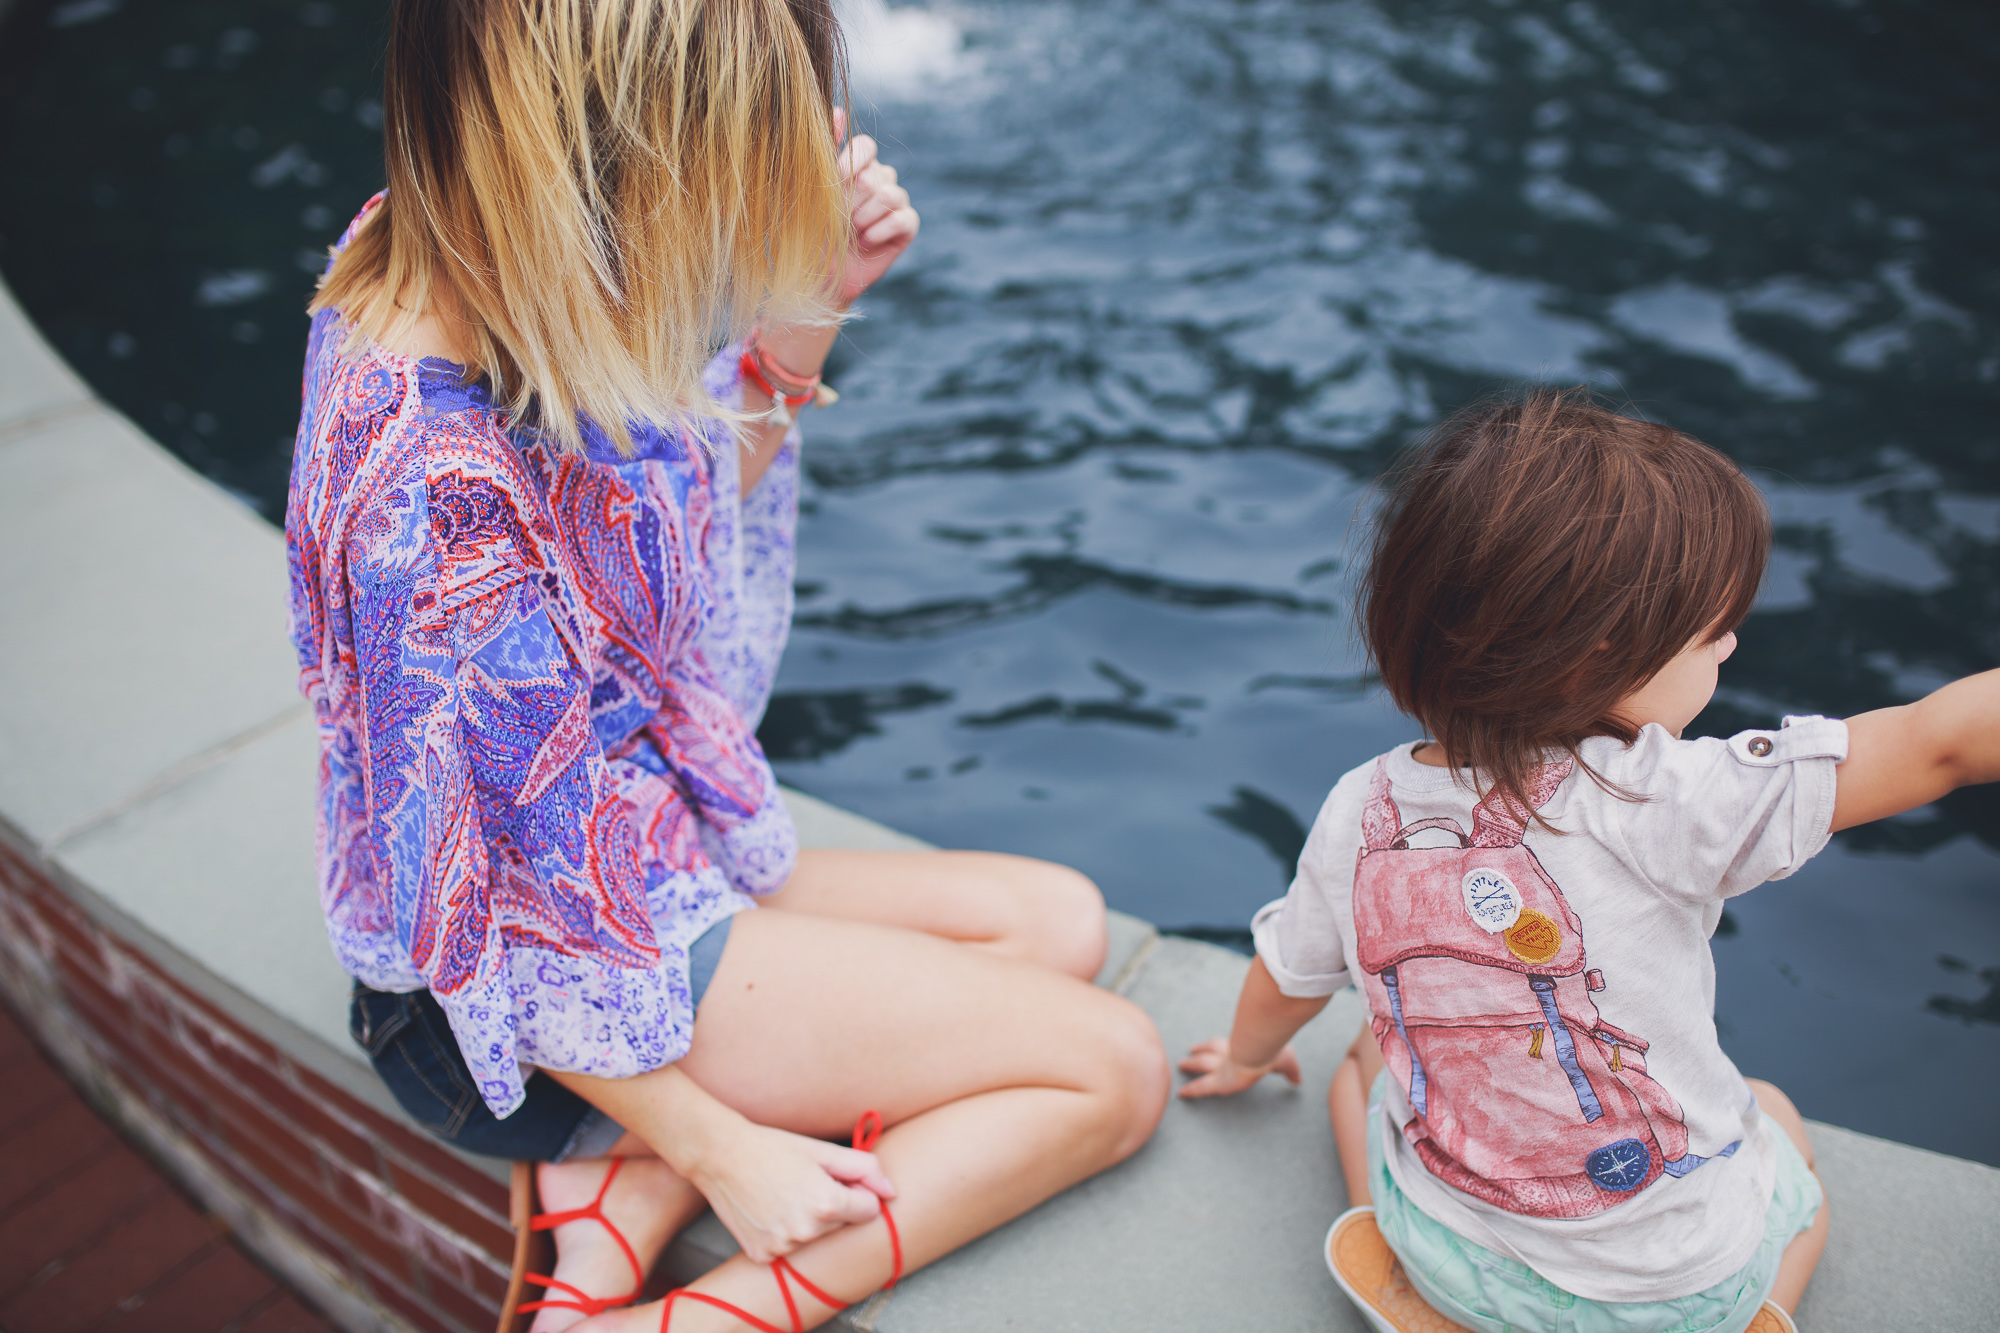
1177, 1036, 1302, 1099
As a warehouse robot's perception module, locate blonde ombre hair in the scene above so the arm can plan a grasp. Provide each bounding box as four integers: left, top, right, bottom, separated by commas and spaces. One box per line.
313, 0, 849, 454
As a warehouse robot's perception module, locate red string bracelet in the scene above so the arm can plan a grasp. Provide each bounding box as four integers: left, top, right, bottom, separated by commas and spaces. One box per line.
657, 1110, 901, 1333
739, 333, 839, 429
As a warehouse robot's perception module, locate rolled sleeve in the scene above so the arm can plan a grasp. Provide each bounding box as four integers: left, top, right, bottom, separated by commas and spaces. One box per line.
1609, 716, 1849, 905
1252, 895, 1352, 998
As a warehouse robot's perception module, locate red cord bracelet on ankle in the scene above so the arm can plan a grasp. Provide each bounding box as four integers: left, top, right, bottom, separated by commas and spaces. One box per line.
658, 1110, 901, 1333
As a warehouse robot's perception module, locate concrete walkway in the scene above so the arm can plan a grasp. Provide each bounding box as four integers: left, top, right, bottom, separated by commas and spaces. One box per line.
2, 273, 1997, 1331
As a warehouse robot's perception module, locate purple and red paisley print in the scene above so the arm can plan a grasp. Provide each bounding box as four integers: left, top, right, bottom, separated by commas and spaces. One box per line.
287, 198, 800, 1115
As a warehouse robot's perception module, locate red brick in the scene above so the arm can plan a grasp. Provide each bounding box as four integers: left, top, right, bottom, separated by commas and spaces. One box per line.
0, 1141, 167, 1298
317, 1150, 405, 1244
270, 1083, 380, 1175
155, 1015, 385, 1188
353, 1255, 470, 1333
60, 953, 375, 1178
318, 1160, 498, 1288
191, 1054, 319, 1161
50, 947, 141, 1038
0, 837, 61, 892
416, 1253, 507, 1332
210, 1113, 342, 1235
0, 999, 34, 1064
384, 1156, 514, 1260
0, 1046, 78, 1138
170, 1008, 288, 1101
102, 1237, 280, 1333
33, 897, 106, 974
149, 959, 238, 1028
371, 1122, 511, 1217
0, 1095, 117, 1213
65, 990, 225, 1144
287, 1160, 424, 1288
409, 1222, 512, 1310
237, 1291, 338, 1333
227, 1155, 361, 1284
0, 1195, 220, 1333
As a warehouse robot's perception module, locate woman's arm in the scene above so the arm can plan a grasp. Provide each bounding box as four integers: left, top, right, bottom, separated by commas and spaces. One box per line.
1176, 956, 1328, 1099
547, 1063, 895, 1264
740, 119, 919, 494
1833, 667, 2000, 831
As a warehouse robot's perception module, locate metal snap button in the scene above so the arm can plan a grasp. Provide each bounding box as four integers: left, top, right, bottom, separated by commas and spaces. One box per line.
1747, 737, 1773, 757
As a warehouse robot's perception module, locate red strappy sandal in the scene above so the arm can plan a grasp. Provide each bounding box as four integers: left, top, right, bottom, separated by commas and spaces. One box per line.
496, 1158, 646, 1330
657, 1111, 903, 1333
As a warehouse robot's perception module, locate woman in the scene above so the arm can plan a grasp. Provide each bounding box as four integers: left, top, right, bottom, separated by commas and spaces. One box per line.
287, 2, 1169, 1329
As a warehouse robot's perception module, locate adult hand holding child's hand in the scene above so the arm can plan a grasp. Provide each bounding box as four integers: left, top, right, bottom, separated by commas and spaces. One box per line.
1177, 1035, 1303, 1099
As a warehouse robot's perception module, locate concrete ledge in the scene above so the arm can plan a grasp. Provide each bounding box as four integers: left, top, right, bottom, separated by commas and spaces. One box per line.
0, 274, 90, 434
0, 403, 301, 848
3, 266, 1998, 1333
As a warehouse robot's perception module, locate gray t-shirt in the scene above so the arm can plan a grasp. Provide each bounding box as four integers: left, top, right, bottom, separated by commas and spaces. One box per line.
1254, 717, 1847, 1302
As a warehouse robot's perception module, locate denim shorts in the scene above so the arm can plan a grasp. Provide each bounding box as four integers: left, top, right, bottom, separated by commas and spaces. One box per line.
1366, 1073, 1822, 1333
348, 915, 735, 1162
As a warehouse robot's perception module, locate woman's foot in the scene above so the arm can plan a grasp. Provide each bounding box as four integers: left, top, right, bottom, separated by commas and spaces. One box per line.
529, 1156, 706, 1333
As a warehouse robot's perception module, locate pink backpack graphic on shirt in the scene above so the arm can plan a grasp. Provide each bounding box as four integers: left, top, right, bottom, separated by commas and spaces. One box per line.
1354, 758, 1738, 1219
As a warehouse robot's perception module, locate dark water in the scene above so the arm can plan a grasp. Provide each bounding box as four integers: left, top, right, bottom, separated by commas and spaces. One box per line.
4, 0, 1998, 1163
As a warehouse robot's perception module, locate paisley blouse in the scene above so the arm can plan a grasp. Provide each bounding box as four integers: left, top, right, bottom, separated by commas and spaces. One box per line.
286, 200, 799, 1116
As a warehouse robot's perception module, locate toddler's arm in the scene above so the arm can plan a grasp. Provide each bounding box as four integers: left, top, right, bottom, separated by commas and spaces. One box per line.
1178, 955, 1327, 1098
1834, 667, 2000, 831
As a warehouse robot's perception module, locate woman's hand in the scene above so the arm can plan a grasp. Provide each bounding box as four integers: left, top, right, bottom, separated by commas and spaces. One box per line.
679, 1113, 897, 1264
1176, 1036, 1303, 1099
833, 108, 919, 307
543, 1062, 896, 1263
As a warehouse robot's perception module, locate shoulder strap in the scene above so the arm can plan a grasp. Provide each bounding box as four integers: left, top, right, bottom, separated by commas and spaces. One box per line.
1468, 759, 1575, 847
1360, 758, 1402, 852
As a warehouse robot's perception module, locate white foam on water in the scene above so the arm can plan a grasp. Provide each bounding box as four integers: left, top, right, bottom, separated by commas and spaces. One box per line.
837, 0, 973, 102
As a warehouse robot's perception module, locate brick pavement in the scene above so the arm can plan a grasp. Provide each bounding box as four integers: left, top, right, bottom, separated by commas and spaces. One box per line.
0, 1002, 336, 1333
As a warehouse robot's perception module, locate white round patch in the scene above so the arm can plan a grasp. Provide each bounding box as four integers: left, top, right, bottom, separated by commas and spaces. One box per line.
1461, 867, 1523, 933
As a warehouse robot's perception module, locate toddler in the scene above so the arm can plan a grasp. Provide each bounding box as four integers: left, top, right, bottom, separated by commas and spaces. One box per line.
1180, 391, 1998, 1333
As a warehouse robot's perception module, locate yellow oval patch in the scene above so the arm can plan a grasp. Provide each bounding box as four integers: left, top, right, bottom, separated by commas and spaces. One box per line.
1504, 908, 1562, 964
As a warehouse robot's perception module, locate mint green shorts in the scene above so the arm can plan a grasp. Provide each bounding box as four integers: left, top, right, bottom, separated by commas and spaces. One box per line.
1367, 1074, 1821, 1333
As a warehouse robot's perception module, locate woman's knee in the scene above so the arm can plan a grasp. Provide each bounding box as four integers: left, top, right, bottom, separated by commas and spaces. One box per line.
1084, 995, 1170, 1160
993, 857, 1108, 980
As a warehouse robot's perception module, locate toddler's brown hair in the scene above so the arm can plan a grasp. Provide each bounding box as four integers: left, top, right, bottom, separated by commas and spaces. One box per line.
1361, 388, 1770, 821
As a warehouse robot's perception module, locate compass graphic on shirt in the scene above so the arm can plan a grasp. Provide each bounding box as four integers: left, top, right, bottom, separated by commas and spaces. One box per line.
1460, 867, 1523, 932
1585, 1138, 1654, 1192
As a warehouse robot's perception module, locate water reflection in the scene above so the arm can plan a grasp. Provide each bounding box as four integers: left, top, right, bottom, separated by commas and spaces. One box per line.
1, 0, 1996, 1159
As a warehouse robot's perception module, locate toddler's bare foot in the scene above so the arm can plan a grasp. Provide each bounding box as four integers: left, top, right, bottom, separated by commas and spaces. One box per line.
528, 1155, 706, 1333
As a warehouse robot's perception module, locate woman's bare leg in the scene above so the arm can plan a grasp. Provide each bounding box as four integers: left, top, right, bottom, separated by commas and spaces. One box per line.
536, 847, 1108, 1323
762, 848, 1109, 979
573, 907, 1168, 1331
1328, 1022, 1385, 1209
1746, 1079, 1829, 1315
